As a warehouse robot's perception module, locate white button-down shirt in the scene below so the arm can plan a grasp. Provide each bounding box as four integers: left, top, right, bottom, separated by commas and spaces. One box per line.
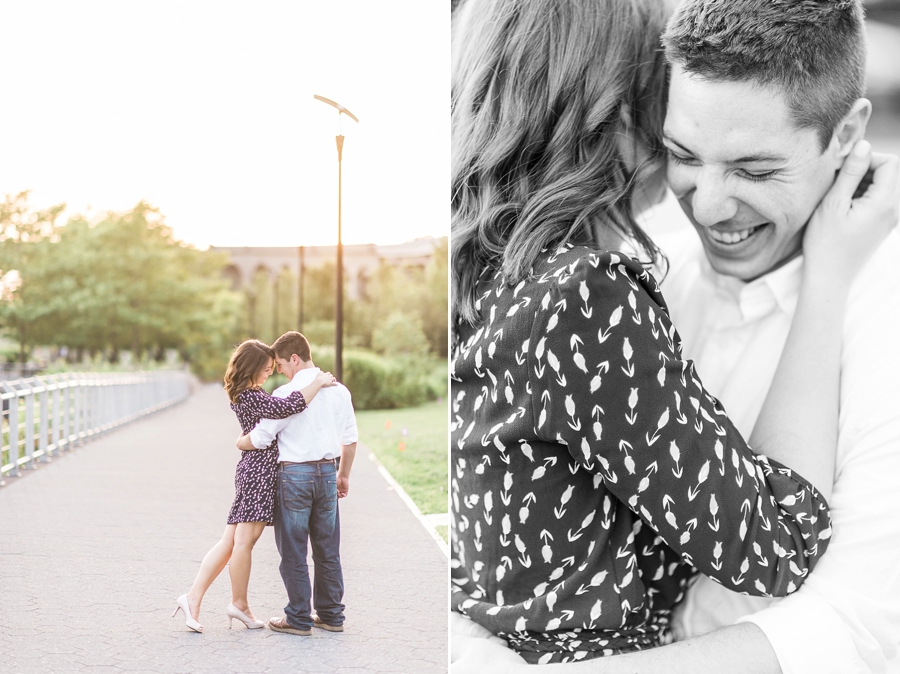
249, 367, 358, 462
655, 225, 900, 674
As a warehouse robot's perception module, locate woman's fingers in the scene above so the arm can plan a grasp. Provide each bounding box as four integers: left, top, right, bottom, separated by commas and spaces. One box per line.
827, 140, 872, 212
859, 152, 900, 215
869, 151, 899, 170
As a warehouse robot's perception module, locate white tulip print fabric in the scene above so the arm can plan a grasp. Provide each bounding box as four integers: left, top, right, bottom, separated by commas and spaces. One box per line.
450, 245, 832, 664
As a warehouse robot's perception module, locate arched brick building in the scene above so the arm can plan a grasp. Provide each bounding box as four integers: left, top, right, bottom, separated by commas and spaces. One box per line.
212, 238, 439, 300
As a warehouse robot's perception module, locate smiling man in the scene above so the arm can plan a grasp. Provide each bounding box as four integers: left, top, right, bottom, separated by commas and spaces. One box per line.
663, 64, 869, 282
654, 1, 900, 673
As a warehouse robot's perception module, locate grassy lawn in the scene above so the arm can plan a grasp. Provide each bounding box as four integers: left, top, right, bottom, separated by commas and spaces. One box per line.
356, 399, 448, 538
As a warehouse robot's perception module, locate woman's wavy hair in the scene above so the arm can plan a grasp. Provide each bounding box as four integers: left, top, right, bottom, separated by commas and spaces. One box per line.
451, 0, 670, 327
223, 339, 275, 403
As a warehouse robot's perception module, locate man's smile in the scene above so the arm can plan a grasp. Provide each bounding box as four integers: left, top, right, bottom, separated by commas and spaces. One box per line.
707, 224, 767, 245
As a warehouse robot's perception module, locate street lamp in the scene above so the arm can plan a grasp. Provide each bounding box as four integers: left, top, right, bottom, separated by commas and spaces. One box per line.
314, 94, 358, 383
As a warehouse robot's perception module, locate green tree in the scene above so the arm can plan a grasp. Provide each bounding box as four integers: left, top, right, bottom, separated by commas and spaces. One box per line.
371, 311, 430, 357
0, 191, 67, 361
344, 238, 448, 357
0, 196, 244, 379
304, 261, 337, 322
418, 236, 448, 357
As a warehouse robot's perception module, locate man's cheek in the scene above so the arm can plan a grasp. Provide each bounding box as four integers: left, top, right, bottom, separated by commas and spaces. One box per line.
665, 163, 693, 197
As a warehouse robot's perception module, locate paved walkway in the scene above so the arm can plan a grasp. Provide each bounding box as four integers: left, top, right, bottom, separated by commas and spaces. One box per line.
0, 383, 447, 673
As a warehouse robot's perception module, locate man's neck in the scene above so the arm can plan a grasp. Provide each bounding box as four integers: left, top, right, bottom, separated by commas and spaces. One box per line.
740, 247, 804, 284
287, 360, 315, 381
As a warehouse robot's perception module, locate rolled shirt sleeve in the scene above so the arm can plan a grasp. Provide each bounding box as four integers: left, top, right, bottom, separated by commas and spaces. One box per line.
249, 416, 290, 450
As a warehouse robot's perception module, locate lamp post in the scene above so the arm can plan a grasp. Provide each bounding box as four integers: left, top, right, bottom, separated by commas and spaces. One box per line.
297, 245, 305, 333
314, 94, 358, 383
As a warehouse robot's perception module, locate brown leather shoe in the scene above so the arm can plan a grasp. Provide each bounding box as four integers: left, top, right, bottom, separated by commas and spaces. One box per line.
267, 616, 311, 636
313, 615, 344, 632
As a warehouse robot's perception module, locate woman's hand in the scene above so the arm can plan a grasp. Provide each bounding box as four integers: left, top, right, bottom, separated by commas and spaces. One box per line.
750, 142, 899, 501
316, 371, 338, 388
803, 140, 899, 287
299, 371, 338, 406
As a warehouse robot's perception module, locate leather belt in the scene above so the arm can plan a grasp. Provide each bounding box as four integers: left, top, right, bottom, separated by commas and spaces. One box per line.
280, 458, 336, 467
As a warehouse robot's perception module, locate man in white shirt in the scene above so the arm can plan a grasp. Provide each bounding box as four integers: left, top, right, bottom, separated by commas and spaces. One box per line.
635, 1, 900, 672
237, 331, 358, 636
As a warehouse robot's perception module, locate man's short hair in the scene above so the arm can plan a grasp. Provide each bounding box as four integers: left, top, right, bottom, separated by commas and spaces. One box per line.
272, 331, 312, 362
662, 0, 866, 151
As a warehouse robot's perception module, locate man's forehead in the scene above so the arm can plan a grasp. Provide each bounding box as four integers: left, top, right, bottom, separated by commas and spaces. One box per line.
663, 128, 791, 165
664, 65, 816, 162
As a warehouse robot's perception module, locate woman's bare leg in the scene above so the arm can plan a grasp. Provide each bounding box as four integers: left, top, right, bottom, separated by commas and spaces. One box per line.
229, 521, 267, 616
186, 524, 236, 619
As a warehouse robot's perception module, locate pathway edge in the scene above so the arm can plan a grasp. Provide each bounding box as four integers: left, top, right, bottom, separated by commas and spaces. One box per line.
364, 446, 450, 558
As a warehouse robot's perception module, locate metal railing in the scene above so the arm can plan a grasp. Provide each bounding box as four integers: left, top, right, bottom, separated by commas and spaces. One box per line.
0, 370, 191, 482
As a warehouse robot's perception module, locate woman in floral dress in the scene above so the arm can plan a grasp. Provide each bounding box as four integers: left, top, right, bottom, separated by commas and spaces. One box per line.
173, 339, 335, 632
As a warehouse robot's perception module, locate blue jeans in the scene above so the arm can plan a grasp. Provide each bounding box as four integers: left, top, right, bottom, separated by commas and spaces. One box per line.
273, 461, 344, 629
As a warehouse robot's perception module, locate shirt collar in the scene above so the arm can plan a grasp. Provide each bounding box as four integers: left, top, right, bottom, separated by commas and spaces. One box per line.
289, 366, 321, 389
699, 252, 803, 321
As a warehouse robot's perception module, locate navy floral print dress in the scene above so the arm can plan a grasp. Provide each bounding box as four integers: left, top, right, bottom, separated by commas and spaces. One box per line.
450, 246, 833, 664
228, 388, 307, 525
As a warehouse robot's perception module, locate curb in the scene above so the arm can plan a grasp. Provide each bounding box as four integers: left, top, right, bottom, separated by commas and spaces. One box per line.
365, 447, 449, 558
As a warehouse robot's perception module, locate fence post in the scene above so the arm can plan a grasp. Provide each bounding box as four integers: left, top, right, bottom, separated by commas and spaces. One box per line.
73, 377, 83, 445
51, 380, 60, 456
38, 381, 49, 462
62, 379, 71, 451
82, 376, 90, 438
24, 387, 35, 470
9, 391, 20, 477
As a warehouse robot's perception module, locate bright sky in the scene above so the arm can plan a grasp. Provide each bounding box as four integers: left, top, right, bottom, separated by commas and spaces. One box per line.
0, 1, 448, 249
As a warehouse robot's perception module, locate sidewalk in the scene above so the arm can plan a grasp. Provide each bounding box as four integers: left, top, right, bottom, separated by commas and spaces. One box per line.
0, 383, 447, 673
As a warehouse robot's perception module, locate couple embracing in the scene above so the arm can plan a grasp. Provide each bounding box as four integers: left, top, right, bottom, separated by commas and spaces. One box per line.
451, 0, 900, 672
173, 331, 358, 636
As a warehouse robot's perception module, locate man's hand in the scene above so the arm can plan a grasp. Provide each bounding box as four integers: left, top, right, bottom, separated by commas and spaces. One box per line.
337, 474, 350, 498
337, 442, 356, 498
236, 433, 256, 451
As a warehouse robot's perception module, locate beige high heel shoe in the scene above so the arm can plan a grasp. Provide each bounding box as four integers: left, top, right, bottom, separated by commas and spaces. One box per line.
227, 603, 265, 629
173, 594, 203, 633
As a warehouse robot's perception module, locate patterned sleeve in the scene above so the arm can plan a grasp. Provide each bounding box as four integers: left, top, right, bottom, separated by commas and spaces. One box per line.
530, 250, 832, 597
249, 389, 308, 419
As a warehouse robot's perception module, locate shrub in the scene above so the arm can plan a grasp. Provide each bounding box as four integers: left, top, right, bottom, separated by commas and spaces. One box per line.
263, 344, 442, 410
371, 311, 430, 357
301, 320, 335, 347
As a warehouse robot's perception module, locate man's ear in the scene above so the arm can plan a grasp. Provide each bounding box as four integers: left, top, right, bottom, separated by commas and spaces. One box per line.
829, 98, 871, 165
291, 353, 301, 366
